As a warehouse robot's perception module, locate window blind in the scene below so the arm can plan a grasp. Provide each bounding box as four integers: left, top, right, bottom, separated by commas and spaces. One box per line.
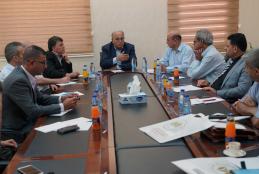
168, 0, 239, 51
0, 0, 92, 57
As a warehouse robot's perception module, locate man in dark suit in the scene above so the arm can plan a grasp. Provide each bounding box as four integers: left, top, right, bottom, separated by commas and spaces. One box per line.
197, 33, 253, 103
2, 45, 79, 143
100, 31, 137, 70
43, 36, 79, 78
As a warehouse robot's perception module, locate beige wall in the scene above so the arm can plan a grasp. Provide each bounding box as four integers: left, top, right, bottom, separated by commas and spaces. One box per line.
90, 0, 168, 70
1, 0, 259, 72
239, 0, 259, 49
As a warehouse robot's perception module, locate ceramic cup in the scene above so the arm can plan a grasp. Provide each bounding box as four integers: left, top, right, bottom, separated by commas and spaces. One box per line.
226, 141, 241, 152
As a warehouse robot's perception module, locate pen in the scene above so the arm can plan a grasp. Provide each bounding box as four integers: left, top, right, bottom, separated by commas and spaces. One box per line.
202, 98, 216, 102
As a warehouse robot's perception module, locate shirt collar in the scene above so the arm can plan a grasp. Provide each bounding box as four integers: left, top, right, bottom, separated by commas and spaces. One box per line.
201, 45, 213, 57
6, 63, 15, 71
21, 65, 37, 89
172, 43, 184, 52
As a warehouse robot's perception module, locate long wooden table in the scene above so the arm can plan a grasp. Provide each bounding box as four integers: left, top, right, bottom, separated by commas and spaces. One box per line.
3, 71, 259, 174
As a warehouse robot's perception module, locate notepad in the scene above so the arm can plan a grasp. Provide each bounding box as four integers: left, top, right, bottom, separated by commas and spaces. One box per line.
35, 117, 92, 133
52, 91, 84, 97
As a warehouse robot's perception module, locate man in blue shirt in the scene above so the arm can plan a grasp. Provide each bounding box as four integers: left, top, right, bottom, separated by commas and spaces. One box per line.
187, 29, 226, 83
159, 32, 194, 73
233, 48, 259, 128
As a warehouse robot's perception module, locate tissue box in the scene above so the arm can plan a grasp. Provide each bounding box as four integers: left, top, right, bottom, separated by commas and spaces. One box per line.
119, 92, 147, 104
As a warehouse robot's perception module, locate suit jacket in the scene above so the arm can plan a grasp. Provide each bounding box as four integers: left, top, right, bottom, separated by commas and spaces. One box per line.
43, 51, 73, 78
100, 42, 136, 70
217, 57, 253, 102
2, 66, 61, 142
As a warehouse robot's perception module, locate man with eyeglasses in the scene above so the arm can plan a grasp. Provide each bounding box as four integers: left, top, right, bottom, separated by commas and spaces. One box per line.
2, 45, 79, 143
100, 31, 136, 70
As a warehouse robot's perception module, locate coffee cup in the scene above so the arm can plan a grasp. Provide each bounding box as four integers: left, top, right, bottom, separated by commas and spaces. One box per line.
226, 141, 241, 152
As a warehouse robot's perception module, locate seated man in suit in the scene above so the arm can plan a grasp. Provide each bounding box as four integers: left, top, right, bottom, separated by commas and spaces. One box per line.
0, 42, 70, 93
100, 31, 136, 70
233, 48, 259, 129
197, 33, 253, 103
43, 36, 79, 78
159, 32, 194, 73
2, 45, 79, 143
187, 29, 226, 84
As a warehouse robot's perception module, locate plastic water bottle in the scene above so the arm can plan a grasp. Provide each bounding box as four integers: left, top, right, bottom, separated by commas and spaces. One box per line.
183, 95, 192, 115
166, 79, 175, 103
131, 57, 136, 72
142, 57, 148, 74
178, 89, 185, 116
83, 65, 89, 84
90, 62, 95, 78
91, 94, 97, 106
156, 63, 161, 84
173, 67, 180, 86
225, 114, 236, 147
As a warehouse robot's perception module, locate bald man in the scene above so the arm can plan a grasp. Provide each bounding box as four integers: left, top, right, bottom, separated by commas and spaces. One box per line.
159, 32, 195, 73
100, 31, 136, 70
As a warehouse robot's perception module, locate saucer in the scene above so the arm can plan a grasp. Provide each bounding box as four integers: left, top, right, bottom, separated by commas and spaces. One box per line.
223, 149, 246, 157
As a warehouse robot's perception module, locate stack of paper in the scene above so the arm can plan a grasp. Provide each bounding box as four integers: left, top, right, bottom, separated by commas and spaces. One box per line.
172, 157, 259, 174
139, 114, 215, 143
173, 85, 202, 93
35, 117, 92, 133
191, 97, 225, 105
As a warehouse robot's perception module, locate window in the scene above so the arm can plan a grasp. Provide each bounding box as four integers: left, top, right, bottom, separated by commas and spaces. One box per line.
168, 0, 239, 51
0, 0, 93, 57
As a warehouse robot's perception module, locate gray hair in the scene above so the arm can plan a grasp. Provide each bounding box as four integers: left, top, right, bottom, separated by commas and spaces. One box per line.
4, 42, 24, 63
245, 48, 259, 69
195, 29, 213, 45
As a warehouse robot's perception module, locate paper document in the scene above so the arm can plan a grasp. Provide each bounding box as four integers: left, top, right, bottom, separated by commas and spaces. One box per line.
191, 97, 224, 105
50, 109, 72, 117
111, 70, 124, 73
57, 81, 77, 86
173, 85, 201, 93
139, 113, 215, 143
172, 157, 259, 174
52, 91, 84, 97
168, 76, 185, 80
147, 69, 154, 74
35, 117, 92, 133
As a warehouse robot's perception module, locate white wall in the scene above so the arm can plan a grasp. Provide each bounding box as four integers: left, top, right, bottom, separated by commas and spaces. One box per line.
90, 0, 168, 70
1, 0, 259, 71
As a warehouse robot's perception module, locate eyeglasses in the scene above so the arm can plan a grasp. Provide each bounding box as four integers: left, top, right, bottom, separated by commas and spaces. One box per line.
34, 60, 46, 65
115, 37, 124, 41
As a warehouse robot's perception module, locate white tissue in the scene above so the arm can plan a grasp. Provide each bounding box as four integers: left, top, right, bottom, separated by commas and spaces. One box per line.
127, 75, 141, 95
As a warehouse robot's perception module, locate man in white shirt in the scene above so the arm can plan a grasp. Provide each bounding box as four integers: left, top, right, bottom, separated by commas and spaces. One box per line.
160, 32, 195, 73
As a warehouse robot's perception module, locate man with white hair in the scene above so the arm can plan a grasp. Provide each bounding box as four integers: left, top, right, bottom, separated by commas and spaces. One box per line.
187, 29, 226, 84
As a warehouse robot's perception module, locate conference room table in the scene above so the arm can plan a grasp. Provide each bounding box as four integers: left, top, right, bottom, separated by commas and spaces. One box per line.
3, 71, 259, 174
